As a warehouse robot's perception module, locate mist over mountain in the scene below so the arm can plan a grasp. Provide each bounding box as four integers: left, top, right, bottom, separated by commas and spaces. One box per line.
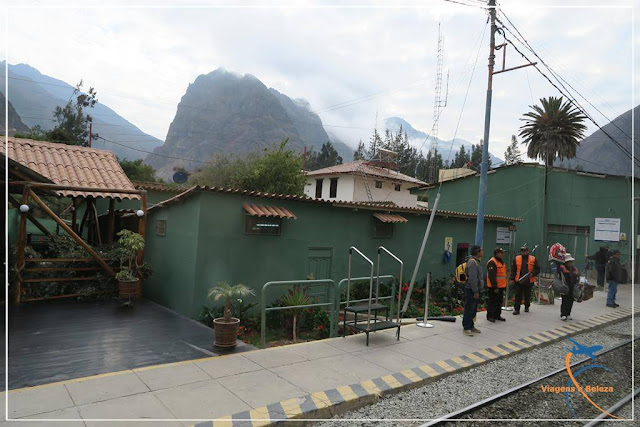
1, 62, 163, 160
146, 68, 351, 180
0, 92, 30, 135
385, 116, 503, 165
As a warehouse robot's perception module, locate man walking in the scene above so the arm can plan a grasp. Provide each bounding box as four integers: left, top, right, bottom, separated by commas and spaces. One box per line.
510, 245, 540, 315
606, 250, 623, 308
486, 248, 507, 323
587, 246, 610, 289
463, 245, 484, 336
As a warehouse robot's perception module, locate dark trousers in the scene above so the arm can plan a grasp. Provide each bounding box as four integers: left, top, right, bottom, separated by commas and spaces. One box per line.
514, 282, 532, 311
561, 285, 574, 317
462, 288, 478, 330
487, 287, 504, 320
596, 266, 605, 288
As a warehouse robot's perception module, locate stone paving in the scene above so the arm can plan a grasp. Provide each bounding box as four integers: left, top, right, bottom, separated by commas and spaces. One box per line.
2, 284, 637, 426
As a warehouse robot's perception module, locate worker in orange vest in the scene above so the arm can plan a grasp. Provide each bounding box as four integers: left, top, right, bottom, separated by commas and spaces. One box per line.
510, 244, 540, 315
486, 247, 507, 322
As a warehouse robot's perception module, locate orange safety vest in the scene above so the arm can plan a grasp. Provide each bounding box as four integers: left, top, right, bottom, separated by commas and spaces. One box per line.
515, 255, 536, 283
487, 257, 507, 288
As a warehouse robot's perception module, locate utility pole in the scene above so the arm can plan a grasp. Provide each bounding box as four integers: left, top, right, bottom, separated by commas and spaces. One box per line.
474, 0, 497, 246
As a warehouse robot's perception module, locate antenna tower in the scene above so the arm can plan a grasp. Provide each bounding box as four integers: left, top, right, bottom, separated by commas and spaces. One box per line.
428, 23, 449, 184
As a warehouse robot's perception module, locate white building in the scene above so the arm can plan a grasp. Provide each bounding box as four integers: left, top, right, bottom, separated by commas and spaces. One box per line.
304, 160, 427, 207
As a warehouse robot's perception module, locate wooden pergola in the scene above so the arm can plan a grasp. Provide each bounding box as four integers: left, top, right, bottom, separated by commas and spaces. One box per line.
3, 138, 147, 304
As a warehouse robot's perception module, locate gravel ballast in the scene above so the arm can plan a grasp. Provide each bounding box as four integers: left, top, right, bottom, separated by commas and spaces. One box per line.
316, 317, 639, 426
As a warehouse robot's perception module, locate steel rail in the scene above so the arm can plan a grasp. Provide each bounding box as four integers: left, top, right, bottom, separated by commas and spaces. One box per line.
419, 337, 638, 426
582, 387, 640, 427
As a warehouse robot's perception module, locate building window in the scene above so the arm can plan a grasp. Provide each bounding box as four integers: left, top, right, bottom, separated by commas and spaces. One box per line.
245, 216, 282, 235
329, 178, 338, 198
375, 181, 383, 189
315, 179, 323, 198
394, 183, 401, 191
156, 219, 167, 236
374, 221, 393, 238
548, 224, 590, 235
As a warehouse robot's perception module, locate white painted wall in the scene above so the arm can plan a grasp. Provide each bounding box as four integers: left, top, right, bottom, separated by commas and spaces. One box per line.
305, 174, 418, 207
304, 175, 355, 201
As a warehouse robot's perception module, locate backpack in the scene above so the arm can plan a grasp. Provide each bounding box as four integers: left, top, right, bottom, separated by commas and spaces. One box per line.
455, 257, 476, 284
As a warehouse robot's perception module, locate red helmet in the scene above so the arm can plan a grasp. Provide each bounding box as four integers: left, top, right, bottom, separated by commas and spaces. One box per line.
549, 243, 567, 262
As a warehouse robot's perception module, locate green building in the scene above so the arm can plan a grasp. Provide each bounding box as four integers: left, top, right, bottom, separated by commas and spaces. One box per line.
137, 186, 519, 318
418, 163, 636, 272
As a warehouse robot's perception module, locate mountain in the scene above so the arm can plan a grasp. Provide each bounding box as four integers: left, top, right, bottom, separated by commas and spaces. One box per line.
384, 116, 503, 165
555, 106, 638, 177
0, 92, 30, 135
147, 68, 351, 179
1, 62, 163, 160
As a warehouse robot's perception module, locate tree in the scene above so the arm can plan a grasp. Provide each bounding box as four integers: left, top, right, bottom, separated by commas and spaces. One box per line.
452, 145, 470, 168
51, 81, 98, 145
504, 135, 523, 165
306, 141, 343, 171
119, 159, 159, 182
353, 140, 366, 161
189, 139, 307, 196
519, 96, 587, 167
368, 128, 383, 158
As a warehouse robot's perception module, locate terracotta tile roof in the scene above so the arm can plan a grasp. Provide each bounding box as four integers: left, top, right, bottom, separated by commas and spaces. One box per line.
306, 160, 427, 186
138, 185, 521, 222
243, 203, 297, 219
373, 213, 408, 223
132, 181, 184, 193
2, 137, 140, 200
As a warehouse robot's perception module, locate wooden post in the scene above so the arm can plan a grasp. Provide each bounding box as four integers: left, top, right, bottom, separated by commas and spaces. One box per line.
71, 199, 78, 233
92, 201, 102, 246
137, 192, 147, 265
28, 189, 116, 277
8, 195, 53, 238
14, 186, 30, 304
79, 201, 90, 238
106, 199, 116, 244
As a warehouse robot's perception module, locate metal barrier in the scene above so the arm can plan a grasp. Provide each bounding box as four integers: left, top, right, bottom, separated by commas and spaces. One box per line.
336, 274, 396, 326
260, 279, 337, 348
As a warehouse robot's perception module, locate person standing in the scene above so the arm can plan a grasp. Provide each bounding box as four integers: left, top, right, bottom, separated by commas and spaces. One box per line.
510, 245, 540, 315
587, 246, 610, 289
559, 253, 578, 321
486, 248, 507, 323
463, 245, 484, 336
606, 250, 623, 308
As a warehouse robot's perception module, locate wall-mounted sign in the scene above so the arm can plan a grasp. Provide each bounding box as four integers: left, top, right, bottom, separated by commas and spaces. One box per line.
496, 227, 512, 244
620, 232, 627, 241
594, 218, 621, 242
444, 237, 453, 253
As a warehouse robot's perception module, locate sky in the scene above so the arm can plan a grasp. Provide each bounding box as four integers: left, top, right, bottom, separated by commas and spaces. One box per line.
2, 0, 636, 160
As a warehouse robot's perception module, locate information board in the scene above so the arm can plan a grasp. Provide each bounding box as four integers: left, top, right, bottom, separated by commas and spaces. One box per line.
594, 218, 621, 242
496, 227, 512, 244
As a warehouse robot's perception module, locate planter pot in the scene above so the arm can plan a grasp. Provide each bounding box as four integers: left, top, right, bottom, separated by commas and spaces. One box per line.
213, 317, 240, 348
118, 279, 142, 299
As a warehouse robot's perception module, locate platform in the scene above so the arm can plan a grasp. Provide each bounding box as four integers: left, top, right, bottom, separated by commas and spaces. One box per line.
2, 284, 637, 425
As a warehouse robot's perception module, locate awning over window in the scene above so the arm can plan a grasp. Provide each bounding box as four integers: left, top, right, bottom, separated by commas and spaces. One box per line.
243, 203, 297, 219
373, 212, 408, 223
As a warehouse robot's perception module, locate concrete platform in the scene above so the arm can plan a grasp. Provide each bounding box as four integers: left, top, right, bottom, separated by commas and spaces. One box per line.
2, 284, 637, 426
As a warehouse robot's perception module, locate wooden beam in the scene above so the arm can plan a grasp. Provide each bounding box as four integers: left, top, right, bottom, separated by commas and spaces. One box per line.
27, 189, 116, 277
71, 199, 78, 233
23, 276, 98, 283
92, 201, 102, 246
137, 192, 148, 266
14, 186, 30, 304
106, 199, 116, 244
23, 294, 82, 302
8, 181, 144, 195
78, 201, 90, 238
8, 195, 53, 238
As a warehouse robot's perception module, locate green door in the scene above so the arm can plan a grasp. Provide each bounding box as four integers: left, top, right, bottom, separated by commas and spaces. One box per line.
307, 248, 333, 302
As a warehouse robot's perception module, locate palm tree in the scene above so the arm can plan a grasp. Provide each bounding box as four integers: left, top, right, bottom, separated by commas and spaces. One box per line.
519, 96, 587, 167
207, 282, 255, 321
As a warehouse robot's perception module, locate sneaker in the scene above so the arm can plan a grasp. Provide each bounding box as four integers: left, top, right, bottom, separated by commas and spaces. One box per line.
487, 318, 496, 323
614, 303, 620, 308
606, 304, 616, 308
513, 310, 520, 315
497, 317, 506, 322
524, 307, 530, 313
463, 330, 474, 337
471, 328, 481, 334
561, 316, 567, 321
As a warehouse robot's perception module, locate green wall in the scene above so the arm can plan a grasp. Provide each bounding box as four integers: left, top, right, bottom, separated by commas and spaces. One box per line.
144, 190, 513, 318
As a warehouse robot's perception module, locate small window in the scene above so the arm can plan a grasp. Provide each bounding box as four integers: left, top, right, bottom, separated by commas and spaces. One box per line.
329, 178, 338, 198
156, 219, 166, 236
245, 216, 282, 235
374, 221, 393, 238
394, 183, 401, 191
315, 179, 323, 198
375, 181, 383, 189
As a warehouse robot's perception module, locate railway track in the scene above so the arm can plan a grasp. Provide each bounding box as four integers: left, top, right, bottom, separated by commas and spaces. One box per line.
420, 337, 638, 426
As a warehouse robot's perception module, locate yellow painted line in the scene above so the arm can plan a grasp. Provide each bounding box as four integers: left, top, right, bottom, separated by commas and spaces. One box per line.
401, 369, 423, 383
337, 385, 359, 402
280, 397, 304, 417
249, 407, 271, 426
512, 339, 532, 348
465, 352, 485, 364
435, 360, 456, 372
381, 374, 403, 389
490, 346, 510, 356
212, 416, 233, 427
501, 342, 520, 352
477, 349, 498, 359
451, 356, 471, 368
532, 333, 551, 342
360, 380, 382, 396
418, 364, 440, 377
310, 391, 333, 409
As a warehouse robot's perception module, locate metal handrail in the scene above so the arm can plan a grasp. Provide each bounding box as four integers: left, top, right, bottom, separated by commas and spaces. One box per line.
260, 279, 336, 348
336, 275, 396, 326
378, 246, 403, 327
346, 247, 375, 332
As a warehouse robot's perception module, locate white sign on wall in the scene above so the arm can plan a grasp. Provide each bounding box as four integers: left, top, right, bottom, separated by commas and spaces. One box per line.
444, 237, 453, 253
594, 218, 621, 242
496, 227, 512, 244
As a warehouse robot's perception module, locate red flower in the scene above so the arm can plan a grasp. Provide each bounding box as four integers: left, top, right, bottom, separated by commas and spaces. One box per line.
317, 325, 325, 330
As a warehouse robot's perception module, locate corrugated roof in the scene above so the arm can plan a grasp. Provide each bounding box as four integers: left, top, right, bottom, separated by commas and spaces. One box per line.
138, 185, 521, 222
306, 160, 427, 186
373, 213, 408, 223
2, 137, 140, 200
243, 204, 297, 219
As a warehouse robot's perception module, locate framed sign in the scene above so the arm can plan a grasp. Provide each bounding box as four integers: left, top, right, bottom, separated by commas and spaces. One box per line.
594, 218, 621, 242
496, 227, 511, 244
444, 237, 453, 253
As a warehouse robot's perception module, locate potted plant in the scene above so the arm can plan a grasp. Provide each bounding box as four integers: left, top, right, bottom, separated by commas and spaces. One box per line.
114, 230, 147, 299
207, 282, 255, 348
